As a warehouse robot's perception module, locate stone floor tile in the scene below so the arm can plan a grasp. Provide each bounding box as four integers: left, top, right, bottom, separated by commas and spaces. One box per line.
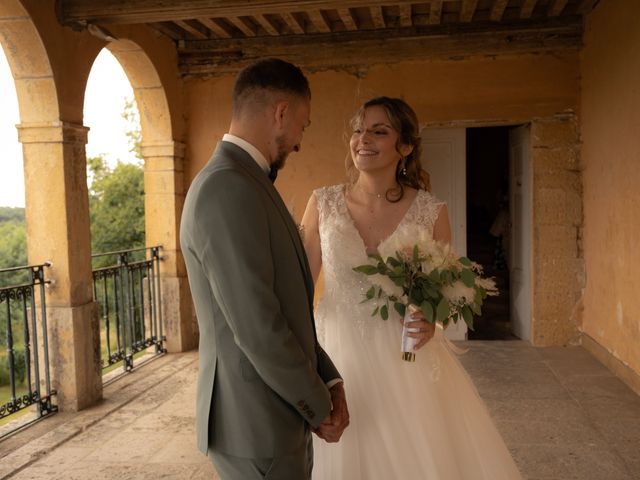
148, 433, 205, 465
190, 462, 220, 480
52, 462, 203, 480
83, 431, 174, 464
562, 374, 640, 400
510, 443, 633, 480
496, 418, 602, 446
483, 397, 587, 423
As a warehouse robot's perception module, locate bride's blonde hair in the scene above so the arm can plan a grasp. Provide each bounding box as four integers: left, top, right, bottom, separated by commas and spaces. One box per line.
346, 96, 431, 202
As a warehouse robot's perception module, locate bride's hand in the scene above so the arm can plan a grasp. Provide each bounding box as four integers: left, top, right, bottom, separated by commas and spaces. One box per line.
401, 311, 436, 350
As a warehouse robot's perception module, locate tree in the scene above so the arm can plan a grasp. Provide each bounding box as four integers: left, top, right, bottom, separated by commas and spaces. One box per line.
88, 156, 145, 256
87, 97, 145, 260
0, 209, 27, 286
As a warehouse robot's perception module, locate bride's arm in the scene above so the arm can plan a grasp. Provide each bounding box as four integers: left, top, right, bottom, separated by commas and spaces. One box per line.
433, 204, 452, 244
301, 192, 323, 284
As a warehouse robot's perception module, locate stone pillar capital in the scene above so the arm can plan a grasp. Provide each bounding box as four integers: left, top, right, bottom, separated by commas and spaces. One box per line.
140, 141, 186, 159
17, 121, 89, 145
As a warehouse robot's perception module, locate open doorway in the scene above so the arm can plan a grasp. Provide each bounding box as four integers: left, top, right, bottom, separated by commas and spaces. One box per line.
466, 127, 516, 340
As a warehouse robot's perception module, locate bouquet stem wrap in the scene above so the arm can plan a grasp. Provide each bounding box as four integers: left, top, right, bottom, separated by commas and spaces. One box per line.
401, 304, 421, 362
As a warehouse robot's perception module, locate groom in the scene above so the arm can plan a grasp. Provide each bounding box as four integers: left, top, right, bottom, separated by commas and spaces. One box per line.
180, 58, 349, 479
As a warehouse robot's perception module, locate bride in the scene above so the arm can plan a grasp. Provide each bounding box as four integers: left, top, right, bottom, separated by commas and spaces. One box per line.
301, 97, 523, 479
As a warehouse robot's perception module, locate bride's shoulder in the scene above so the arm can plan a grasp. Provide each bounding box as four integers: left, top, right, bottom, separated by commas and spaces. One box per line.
313, 184, 346, 202
416, 188, 446, 207
313, 184, 347, 216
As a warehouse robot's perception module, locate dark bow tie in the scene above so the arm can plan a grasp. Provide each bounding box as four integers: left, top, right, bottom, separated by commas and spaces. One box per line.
268, 165, 278, 183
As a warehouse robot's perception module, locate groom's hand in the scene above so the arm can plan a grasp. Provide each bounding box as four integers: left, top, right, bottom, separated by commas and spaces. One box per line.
314, 383, 349, 443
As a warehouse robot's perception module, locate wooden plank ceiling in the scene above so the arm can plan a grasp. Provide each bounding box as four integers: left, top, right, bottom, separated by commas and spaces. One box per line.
58, 0, 596, 77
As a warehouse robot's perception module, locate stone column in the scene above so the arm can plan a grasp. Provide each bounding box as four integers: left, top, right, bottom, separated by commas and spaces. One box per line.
142, 141, 197, 353
530, 115, 585, 346
17, 121, 102, 411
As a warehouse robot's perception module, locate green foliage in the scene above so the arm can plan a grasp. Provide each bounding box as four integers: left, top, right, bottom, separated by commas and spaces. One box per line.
122, 98, 142, 160
88, 156, 145, 261
0, 210, 27, 287
353, 244, 498, 330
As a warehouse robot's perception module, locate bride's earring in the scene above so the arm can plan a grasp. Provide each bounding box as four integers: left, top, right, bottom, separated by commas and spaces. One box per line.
400, 158, 407, 176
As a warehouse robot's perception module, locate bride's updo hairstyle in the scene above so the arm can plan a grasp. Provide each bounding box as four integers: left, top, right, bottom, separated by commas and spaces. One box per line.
347, 96, 431, 202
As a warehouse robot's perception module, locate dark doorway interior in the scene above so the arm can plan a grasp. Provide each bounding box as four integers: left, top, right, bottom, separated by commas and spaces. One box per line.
466, 127, 516, 340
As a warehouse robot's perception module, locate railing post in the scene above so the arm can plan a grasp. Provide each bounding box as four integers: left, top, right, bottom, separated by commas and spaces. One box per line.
92, 247, 165, 374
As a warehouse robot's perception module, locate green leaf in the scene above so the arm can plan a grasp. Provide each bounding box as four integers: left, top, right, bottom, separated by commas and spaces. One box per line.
394, 302, 406, 317
429, 270, 441, 284
365, 285, 375, 300
387, 256, 401, 268
461, 305, 474, 331
420, 301, 434, 323
436, 297, 450, 322
353, 265, 378, 275
460, 268, 476, 287
371, 306, 379, 317
459, 257, 472, 267
380, 304, 389, 320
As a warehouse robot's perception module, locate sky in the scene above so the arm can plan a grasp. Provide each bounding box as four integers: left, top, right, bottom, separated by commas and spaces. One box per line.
0, 47, 138, 208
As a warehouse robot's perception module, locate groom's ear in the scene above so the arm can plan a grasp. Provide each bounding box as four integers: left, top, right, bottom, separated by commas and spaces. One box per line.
273, 100, 290, 128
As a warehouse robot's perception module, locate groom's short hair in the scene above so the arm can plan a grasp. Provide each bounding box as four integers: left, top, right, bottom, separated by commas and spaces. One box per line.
232, 58, 311, 117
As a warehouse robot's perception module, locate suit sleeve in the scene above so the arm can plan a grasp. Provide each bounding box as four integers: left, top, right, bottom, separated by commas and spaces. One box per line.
194, 171, 332, 427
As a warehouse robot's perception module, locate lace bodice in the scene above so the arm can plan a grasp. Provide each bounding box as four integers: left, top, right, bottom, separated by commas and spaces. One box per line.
314, 184, 444, 317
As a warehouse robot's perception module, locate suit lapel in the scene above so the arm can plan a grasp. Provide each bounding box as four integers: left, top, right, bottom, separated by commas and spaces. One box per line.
214, 142, 315, 302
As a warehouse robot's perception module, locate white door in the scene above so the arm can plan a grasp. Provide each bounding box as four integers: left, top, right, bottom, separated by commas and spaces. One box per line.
508, 125, 532, 341
421, 128, 467, 340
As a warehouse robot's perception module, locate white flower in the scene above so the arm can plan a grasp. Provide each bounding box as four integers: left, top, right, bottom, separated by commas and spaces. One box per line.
441, 280, 476, 304
368, 273, 405, 299
475, 277, 499, 296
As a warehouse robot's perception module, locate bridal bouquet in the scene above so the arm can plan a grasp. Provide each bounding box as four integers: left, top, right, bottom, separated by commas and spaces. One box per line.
353, 226, 498, 361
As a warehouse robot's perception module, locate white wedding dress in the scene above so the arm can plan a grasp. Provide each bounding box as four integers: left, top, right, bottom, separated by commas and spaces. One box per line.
312, 185, 523, 480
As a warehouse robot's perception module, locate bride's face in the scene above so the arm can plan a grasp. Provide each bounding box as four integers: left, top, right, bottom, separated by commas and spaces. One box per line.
350, 105, 411, 175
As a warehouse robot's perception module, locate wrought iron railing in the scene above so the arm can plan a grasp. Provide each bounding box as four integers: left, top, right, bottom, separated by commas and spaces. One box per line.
92, 246, 165, 373
0, 263, 57, 425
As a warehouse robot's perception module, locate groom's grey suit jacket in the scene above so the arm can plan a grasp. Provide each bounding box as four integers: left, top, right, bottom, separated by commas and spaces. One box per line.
180, 141, 339, 458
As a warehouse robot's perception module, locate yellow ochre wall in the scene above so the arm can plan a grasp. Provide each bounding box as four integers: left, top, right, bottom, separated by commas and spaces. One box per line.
580, 0, 640, 387
186, 53, 580, 221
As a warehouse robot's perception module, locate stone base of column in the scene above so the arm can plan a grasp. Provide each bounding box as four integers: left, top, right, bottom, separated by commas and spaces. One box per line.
161, 276, 198, 353
47, 302, 102, 411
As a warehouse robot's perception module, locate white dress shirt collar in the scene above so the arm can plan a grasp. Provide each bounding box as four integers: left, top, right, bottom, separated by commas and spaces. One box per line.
222, 133, 270, 174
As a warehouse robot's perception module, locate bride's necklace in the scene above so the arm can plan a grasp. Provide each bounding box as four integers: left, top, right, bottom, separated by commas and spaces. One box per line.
355, 183, 390, 200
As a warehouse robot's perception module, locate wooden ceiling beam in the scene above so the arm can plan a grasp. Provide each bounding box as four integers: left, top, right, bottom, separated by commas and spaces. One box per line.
58, 0, 419, 25
460, 0, 479, 23
429, 0, 443, 25
337, 8, 358, 31
280, 12, 305, 34
399, 4, 412, 27
307, 10, 331, 33
548, 0, 569, 17
226, 16, 257, 37
490, 0, 509, 22
175, 20, 209, 39
520, 0, 539, 19
179, 20, 582, 76
198, 18, 231, 38
370, 6, 386, 29
579, 0, 600, 14
254, 14, 280, 36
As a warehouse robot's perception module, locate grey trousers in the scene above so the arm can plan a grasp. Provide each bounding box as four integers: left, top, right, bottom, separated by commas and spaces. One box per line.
210, 433, 313, 480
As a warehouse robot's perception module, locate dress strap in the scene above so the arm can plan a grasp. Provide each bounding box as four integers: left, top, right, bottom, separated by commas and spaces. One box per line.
313, 184, 345, 225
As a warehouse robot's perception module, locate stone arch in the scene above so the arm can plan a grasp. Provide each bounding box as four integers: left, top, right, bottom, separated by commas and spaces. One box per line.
0, 1, 59, 124
91, 38, 193, 353
106, 39, 172, 147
